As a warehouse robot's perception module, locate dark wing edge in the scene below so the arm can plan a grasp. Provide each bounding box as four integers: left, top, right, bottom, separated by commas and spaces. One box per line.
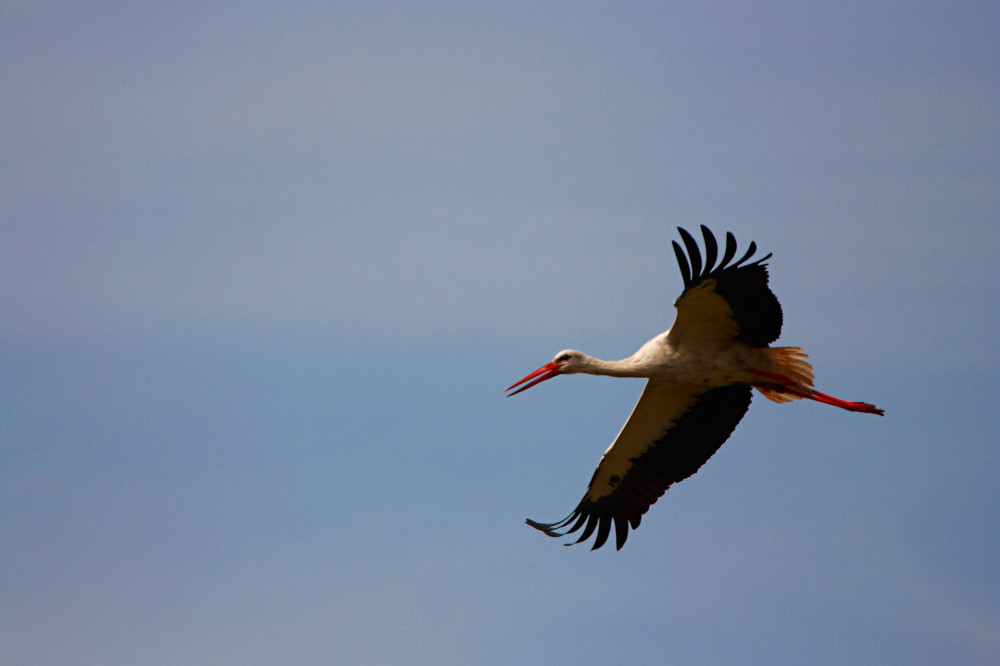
671, 226, 773, 290
526, 384, 753, 551
671, 225, 782, 346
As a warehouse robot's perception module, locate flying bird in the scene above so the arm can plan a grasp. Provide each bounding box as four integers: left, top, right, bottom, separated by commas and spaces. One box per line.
507, 226, 883, 551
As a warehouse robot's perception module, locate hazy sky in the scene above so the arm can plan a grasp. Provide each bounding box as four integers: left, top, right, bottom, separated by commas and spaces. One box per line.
2, 3, 998, 664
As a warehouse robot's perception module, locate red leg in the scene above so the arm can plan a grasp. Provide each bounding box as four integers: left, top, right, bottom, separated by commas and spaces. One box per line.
749, 369, 884, 416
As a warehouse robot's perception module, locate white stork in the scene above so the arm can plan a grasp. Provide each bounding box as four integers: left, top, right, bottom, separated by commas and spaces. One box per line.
507, 226, 883, 551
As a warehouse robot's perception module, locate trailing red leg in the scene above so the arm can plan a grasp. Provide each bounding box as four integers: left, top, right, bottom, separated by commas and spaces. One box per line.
749, 369, 884, 416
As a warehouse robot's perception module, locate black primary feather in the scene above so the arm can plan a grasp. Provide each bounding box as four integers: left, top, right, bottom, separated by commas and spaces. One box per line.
678, 227, 703, 282
701, 226, 719, 274
671, 240, 691, 286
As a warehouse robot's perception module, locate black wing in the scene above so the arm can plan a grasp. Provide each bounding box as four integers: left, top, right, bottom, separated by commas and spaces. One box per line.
526, 383, 752, 550
671, 226, 782, 347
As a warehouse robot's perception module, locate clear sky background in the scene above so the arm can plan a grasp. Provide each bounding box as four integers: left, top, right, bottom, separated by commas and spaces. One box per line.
2, 2, 998, 664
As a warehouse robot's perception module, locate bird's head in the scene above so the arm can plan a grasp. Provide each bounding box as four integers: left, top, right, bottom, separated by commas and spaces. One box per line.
506, 350, 587, 396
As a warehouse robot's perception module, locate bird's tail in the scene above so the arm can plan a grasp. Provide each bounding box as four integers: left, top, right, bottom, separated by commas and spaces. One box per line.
755, 347, 814, 404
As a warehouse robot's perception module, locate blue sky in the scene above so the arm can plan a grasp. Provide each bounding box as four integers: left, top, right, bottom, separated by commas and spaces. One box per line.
2, 2, 998, 664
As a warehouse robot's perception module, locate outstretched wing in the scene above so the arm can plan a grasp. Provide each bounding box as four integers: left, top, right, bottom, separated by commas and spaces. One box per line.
526, 381, 752, 550
668, 226, 782, 349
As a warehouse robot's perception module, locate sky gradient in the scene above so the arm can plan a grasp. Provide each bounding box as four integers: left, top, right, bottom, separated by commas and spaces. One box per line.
2, 3, 998, 664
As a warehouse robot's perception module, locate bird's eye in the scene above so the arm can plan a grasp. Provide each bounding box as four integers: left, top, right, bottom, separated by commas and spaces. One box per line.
557, 353, 571, 362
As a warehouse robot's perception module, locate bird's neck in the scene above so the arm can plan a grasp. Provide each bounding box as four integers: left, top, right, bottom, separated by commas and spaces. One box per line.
578, 354, 652, 378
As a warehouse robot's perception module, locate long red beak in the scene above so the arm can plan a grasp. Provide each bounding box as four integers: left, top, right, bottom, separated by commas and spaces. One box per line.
506, 361, 560, 396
